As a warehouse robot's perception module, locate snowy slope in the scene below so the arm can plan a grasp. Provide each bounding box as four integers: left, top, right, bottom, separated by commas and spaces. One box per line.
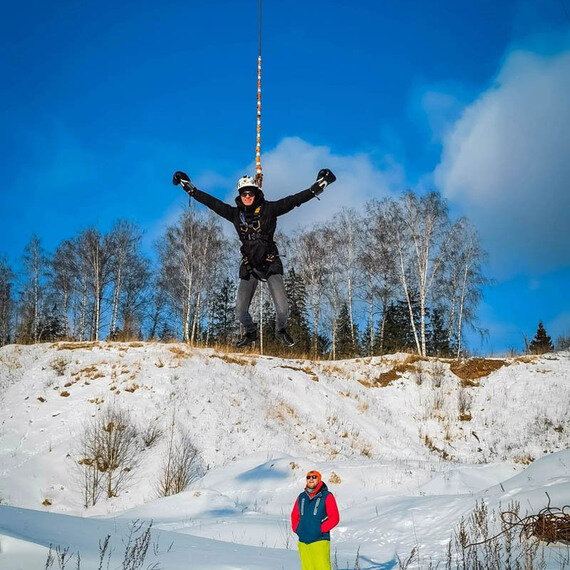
0, 343, 569, 568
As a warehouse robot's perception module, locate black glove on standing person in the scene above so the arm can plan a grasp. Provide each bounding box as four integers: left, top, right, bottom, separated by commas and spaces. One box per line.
173, 171, 196, 196
311, 168, 336, 197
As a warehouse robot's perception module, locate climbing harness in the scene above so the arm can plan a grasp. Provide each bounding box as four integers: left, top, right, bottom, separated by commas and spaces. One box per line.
239, 206, 263, 239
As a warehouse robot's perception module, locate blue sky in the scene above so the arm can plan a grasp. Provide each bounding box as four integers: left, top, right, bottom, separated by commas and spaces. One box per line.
1, 0, 569, 353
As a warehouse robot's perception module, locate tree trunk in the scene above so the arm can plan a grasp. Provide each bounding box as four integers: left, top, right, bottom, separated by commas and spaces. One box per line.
191, 291, 201, 345
183, 270, 194, 341
456, 256, 471, 358
110, 264, 122, 338
367, 277, 374, 357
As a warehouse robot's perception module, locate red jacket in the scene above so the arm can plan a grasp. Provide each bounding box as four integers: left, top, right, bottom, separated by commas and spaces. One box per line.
291, 482, 339, 543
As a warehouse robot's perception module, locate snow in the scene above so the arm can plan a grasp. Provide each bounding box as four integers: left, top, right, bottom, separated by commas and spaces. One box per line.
0, 343, 569, 568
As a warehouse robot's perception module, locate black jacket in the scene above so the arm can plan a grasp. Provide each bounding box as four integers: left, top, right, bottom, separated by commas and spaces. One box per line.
191, 186, 317, 280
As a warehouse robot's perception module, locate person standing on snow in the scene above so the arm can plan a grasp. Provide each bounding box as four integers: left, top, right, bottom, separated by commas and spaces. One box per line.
291, 470, 340, 570
172, 169, 336, 348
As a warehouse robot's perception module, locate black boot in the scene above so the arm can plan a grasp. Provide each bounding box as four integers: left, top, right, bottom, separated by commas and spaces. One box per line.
276, 328, 295, 347
236, 330, 258, 348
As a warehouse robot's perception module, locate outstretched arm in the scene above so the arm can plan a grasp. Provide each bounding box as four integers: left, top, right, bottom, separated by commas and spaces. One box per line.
272, 169, 336, 217
173, 171, 234, 222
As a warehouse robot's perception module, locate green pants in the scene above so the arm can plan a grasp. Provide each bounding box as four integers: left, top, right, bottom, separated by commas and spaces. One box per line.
298, 540, 331, 570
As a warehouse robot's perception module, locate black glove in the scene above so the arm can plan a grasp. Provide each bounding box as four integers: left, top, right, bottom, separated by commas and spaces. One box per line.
172, 171, 196, 195
311, 168, 336, 197
317, 168, 336, 186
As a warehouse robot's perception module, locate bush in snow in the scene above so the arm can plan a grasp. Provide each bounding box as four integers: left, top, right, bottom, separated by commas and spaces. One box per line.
44, 520, 159, 570
458, 388, 472, 421
49, 356, 68, 376
142, 421, 163, 448
431, 361, 446, 388
157, 423, 204, 497
451, 500, 545, 570
76, 406, 140, 507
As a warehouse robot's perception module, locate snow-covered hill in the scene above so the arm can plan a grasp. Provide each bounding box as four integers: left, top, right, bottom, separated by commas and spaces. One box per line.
1, 342, 569, 568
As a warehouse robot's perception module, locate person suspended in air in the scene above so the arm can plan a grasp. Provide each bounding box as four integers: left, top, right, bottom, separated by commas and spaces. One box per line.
172, 169, 336, 348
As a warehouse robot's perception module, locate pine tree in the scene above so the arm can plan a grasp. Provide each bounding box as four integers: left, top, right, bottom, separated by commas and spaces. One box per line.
333, 303, 353, 359
378, 299, 420, 354
528, 321, 554, 354
427, 307, 452, 356
284, 269, 311, 354
210, 278, 238, 344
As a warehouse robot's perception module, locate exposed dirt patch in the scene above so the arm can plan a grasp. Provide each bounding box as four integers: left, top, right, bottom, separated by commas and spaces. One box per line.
321, 364, 348, 378
378, 369, 401, 387
73, 364, 106, 380
54, 342, 99, 351
267, 401, 298, 423
168, 346, 192, 359
450, 358, 507, 385
279, 364, 319, 381
360, 360, 420, 388
210, 353, 252, 366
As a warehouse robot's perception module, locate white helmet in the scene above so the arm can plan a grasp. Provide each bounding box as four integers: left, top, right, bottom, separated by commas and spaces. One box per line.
237, 176, 259, 193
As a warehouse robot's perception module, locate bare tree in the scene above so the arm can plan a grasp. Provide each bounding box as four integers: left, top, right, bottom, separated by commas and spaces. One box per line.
388, 192, 460, 356
156, 211, 226, 342
119, 255, 150, 340
0, 257, 15, 346
293, 227, 329, 357
75, 228, 113, 341
359, 200, 399, 355
454, 221, 487, 357
107, 220, 143, 339
333, 210, 361, 347
321, 226, 345, 359
77, 406, 140, 503
157, 422, 203, 497
19, 235, 48, 343
50, 240, 77, 339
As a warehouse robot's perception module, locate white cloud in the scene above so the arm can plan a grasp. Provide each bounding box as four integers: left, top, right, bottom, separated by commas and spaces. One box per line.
434, 46, 570, 277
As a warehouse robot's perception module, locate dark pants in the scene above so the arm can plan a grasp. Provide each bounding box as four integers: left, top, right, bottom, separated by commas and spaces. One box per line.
236, 274, 289, 334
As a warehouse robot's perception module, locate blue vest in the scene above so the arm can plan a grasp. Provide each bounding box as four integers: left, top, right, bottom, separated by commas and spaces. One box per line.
296, 484, 331, 544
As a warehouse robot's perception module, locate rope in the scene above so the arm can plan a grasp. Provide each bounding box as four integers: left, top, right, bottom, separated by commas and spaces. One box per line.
255, 0, 263, 188
464, 494, 570, 548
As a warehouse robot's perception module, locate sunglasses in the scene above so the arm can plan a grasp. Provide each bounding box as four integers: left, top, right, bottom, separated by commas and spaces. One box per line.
240, 190, 256, 198
306, 475, 318, 480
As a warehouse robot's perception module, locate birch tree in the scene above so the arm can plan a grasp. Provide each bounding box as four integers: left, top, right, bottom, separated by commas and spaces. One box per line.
359, 200, 399, 355
50, 240, 77, 339
0, 257, 15, 346
107, 220, 143, 338
19, 235, 48, 343
388, 192, 460, 356
156, 211, 225, 342
332, 210, 361, 347
454, 220, 487, 357
75, 228, 113, 341
293, 228, 329, 357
